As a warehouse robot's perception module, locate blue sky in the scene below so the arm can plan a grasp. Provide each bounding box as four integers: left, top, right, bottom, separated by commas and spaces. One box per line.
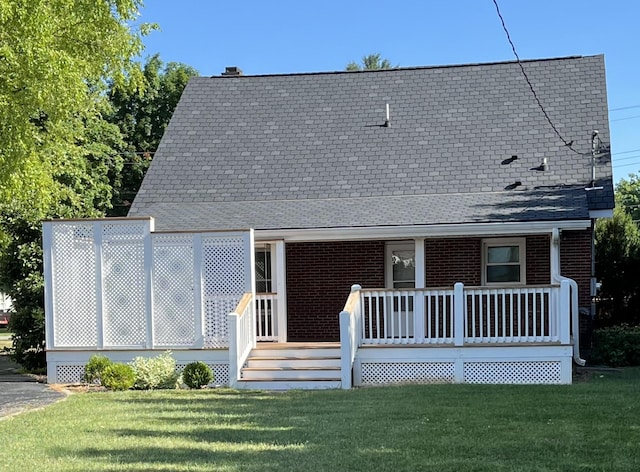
138, 0, 640, 183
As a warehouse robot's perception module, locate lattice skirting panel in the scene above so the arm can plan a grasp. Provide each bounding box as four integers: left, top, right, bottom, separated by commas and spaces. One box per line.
175, 363, 230, 386
463, 361, 561, 384
49, 356, 230, 386
360, 362, 455, 385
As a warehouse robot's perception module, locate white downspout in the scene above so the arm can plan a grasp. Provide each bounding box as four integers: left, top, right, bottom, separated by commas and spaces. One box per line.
551, 228, 586, 366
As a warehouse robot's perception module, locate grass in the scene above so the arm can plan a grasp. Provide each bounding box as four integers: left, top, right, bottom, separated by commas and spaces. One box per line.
1, 370, 640, 471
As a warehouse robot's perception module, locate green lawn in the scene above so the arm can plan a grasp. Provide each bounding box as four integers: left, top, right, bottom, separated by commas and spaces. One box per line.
2, 370, 640, 472
0, 330, 11, 350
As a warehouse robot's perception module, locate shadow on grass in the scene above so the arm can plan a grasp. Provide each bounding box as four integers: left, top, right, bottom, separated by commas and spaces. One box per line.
49, 379, 640, 472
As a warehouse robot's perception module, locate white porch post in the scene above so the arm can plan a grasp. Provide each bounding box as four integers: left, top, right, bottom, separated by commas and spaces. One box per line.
453, 282, 464, 347
144, 222, 154, 349
193, 234, 204, 348
559, 279, 571, 345
93, 221, 104, 349
414, 238, 425, 343
43, 222, 55, 350
339, 310, 352, 389
274, 240, 287, 342
228, 313, 239, 388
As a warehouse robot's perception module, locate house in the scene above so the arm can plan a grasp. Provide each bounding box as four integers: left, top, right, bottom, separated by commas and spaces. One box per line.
44, 55, 613, 388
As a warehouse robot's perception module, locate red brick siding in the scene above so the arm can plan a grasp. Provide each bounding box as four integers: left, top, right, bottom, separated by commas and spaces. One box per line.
425, 239, 481, 287
285, 235, 557, 341
560, 229, 592, 310
424, 235, 550, 287
526, 235, 551, 285
285, 241, 385, 342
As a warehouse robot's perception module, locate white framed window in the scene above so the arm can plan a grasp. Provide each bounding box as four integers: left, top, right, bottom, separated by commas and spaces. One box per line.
386, 242, 415, 289
481, 238, 526, 285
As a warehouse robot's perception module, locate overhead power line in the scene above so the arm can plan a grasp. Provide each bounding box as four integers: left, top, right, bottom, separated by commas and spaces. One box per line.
491, 0, 586, 155
610, 105, 640, 112
611, 115, 640, 122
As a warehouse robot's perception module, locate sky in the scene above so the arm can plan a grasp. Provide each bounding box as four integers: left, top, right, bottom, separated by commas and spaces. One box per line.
137, 0, 640, 183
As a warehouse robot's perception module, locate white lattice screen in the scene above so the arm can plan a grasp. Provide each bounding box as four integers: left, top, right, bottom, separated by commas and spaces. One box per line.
360, 362, 455, 385
202, 236, 250, 348
46, 220, 252, 351
102, 223, 147, 347
463, 361, 561, 384
50, 223, 98, 347
152, 235, 197, 346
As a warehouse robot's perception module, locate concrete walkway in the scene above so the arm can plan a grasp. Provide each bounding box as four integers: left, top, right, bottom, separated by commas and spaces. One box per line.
0, 353, 66, 418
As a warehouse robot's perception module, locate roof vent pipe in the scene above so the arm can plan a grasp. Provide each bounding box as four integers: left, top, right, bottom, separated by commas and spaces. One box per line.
384, 103, 390, 127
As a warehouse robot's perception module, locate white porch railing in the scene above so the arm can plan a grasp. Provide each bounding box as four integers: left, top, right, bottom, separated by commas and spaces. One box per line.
255, 293, 278, 341
339, 284, 363, 389
356, 282, 572, 346
228, 292, 256, 387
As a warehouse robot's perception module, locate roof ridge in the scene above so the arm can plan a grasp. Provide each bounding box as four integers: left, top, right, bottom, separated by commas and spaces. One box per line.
206, 55, 594, 79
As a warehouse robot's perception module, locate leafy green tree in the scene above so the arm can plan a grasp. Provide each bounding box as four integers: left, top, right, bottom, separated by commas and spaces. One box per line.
107, 55, 198, 215
346, 53, 395, 71
595, 206, 640, 326
0, 0, 148, 369
616, 172, 640, 224
0, 0, 151, 210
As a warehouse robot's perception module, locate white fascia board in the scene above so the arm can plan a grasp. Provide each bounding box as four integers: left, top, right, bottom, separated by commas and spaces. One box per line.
589, 209, 613, 219
255, 220, 591, 242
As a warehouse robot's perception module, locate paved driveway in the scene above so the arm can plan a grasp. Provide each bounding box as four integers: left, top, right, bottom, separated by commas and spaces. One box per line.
0, 353, 66, 418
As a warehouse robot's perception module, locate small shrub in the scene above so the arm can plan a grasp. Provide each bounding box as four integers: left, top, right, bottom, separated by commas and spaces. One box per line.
182, 361, 214, 389
131, 351, 179, 390
590, 324, 640, 367
101, 363, 135, 391
83, 355, 113, 384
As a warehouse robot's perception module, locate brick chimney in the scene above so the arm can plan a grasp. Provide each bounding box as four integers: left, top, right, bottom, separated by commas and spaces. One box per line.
222, 66, 243, 77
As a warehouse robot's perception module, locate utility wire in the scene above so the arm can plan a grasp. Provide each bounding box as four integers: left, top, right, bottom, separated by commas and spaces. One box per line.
610, 104, 640, 111
611, 115, 640, 122
491, 0, 586, 155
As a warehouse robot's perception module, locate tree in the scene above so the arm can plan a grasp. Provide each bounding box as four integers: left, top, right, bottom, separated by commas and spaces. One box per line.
595, 206, 640, 326
346, 53, 395, 71
616, 172, 640, 224
0, 0, 150, 369
0, 0, 151, 210
107, 55, 198, 215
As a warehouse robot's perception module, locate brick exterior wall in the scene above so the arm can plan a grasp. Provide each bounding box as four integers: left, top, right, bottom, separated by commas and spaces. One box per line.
424, 235, 550, 287
526, 234, 551, 285
284, 234, 579, 341
560, 229, 592, 310
425, 238, 481, 287
285, 241, 385, 342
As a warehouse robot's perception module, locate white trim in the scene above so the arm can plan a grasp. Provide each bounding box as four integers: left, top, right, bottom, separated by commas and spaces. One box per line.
481, 237, 526, 286
275, 241, 287, 342
589, 209, 613, 218
255, 220, 590, 242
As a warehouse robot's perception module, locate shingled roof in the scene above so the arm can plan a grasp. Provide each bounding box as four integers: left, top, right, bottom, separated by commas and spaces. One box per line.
130, 55, 613, 232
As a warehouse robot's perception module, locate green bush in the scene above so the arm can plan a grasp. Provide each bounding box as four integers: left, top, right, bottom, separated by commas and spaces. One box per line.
83, 355, 113, 384
590, 324, 640, 367
101, 363, 135, 391
131, 351, 179, 390
182, 361, 214, 389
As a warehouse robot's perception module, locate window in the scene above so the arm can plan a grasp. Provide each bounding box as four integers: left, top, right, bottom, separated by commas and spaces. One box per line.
482, 238, 526, 285
255, 245, 272, 293
386, 242, 415, 288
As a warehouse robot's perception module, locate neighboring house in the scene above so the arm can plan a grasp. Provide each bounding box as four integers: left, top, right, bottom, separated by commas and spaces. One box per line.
44, 55, 613, 389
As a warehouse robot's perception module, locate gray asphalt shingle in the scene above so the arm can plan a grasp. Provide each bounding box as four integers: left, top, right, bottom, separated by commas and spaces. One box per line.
130, 55, 614, 231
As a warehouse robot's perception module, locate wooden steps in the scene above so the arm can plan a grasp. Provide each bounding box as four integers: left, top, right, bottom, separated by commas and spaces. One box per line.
237, 342, 341, 390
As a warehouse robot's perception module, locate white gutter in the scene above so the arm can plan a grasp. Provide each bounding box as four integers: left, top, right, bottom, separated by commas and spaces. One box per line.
551, 228, 586, 366
256, 220, 591, 242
